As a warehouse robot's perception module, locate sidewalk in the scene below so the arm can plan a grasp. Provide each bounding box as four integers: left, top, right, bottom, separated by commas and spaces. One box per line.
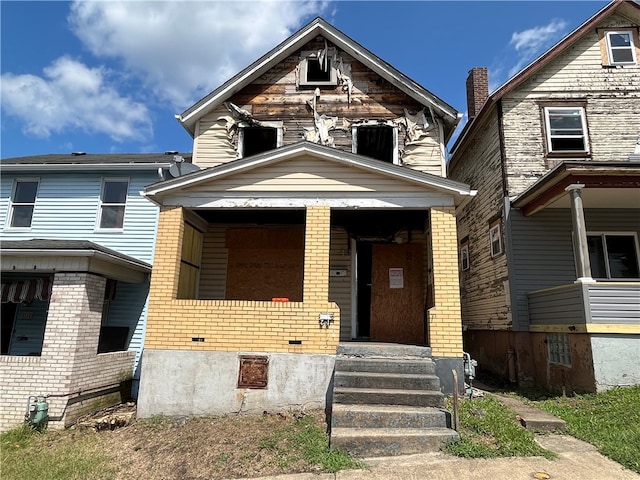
238, 434, 639, 480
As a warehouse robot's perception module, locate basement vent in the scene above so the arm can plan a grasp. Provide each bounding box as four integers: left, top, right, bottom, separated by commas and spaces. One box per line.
238, 355, 269, 389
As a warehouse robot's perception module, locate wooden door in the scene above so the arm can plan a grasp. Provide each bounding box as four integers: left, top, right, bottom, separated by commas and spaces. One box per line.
370, 243, 425, 344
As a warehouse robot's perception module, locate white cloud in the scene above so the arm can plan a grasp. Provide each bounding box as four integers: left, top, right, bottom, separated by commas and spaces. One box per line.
507, 19, 568, 78
68, 1, 329, 110
1, 57, 152, 141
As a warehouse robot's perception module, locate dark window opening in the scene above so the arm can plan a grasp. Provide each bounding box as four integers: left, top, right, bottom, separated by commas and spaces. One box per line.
588, 234, 639, 279
242, 127, 277, 157
306, 58, 331, 82
356, 126, 394, 163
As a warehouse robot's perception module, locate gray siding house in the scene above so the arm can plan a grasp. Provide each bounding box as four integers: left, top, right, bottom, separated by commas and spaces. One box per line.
448, 0, 640, 392
0, 153, 186, 431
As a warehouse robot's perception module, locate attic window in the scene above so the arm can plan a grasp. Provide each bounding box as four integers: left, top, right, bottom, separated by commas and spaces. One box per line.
238, 122, 283, 158
605, 30, 637, 65
299, 51, 337, 87
352, 124, 398, 164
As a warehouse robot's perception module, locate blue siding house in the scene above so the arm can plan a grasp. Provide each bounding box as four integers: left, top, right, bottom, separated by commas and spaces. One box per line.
0, 153, 192, 431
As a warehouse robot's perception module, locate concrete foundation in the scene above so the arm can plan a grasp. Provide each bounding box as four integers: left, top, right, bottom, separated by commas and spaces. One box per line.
591, 334, 640, 391
137, 349, 336, 418
433, 357, 464, 395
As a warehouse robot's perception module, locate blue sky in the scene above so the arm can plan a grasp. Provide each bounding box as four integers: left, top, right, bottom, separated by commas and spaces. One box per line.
1, 1, 608, 159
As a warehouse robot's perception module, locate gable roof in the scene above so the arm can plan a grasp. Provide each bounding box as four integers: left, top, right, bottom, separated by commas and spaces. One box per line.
176, 17, 460, 140
450, 0, 640, 158
1, 153, 191, 171
143, 141, 476, 204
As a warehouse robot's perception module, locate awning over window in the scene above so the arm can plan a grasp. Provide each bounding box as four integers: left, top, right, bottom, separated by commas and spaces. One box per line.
1, 278, 52, 304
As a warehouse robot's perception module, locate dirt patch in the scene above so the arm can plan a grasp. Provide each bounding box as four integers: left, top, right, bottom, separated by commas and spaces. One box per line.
67, 405, 334, 479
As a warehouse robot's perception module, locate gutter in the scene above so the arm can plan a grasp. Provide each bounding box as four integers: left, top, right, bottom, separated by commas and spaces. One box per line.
1, 163, 171, 172
1, 249, 151, 272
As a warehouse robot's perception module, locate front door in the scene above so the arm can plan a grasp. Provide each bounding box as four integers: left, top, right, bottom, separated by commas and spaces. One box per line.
370, 243, 425, 344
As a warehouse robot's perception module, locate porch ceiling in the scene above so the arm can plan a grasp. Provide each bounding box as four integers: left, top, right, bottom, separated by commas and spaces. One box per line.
512, 162, 640, 216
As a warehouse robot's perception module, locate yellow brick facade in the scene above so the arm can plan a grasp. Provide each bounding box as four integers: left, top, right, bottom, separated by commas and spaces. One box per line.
146, 206, 340, 354
428, 206, 464, 357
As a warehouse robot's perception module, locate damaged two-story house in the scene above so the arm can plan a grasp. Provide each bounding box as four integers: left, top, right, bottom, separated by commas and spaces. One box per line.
449, 0, 640, 393
137, 18, 475, 454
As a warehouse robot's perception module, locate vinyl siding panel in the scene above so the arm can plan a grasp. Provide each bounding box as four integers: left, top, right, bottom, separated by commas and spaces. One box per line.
587, 284, 640, 324
510, 208, 640, 330
528, 284, 586, 326
188, 157, 428, 193
199, 224, 228, 299
329, 227, 352, 341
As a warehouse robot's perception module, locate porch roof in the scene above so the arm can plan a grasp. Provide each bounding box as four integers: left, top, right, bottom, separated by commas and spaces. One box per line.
0, 239, 151, 283
143, 141, 476, 208
512, 161, 640, 216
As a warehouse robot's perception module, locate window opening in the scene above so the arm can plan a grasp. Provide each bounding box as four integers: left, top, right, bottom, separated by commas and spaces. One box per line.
9, 180, 39, 228
354, 125, 396, 163
306, 58, 332, 82
606, 31, 637, 65
240, 126, 278, 157
460, 242, 470, 271
587, 233, 639, 279
99, 179, 128, 229
489, 222, 503, 258
544, 107, 588, 153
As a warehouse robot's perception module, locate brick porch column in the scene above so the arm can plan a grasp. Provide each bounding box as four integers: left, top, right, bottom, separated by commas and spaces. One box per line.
428, 206, 463, 357
303, 206, 331, 305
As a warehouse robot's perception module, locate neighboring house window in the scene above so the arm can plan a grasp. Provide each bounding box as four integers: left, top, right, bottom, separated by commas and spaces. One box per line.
8, 179, 39, 228
352, 124, 398, 164
604, 30, 637, 66
238, 122, 283, 158
489, 221, 503, 258
460, 240, 470, 271
548, 333, 571, 366
543, 107, 589, 154
98, 179, 128, 229
587, 233, 640, 279
298, 51, 338, 87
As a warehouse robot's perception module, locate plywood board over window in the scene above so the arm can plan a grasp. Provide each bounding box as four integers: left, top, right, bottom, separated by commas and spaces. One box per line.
225, 227, 304, 301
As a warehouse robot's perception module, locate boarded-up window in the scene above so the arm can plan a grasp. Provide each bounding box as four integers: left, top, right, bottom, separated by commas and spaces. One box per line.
225, 227, 304, 301
178, 222, 203, 299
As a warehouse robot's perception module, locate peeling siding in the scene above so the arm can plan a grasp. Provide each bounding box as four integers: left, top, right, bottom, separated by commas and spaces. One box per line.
448, 111, 510, 330
192, 37, 446, 175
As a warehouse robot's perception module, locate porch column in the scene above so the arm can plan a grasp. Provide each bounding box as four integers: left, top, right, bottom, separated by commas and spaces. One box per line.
428, 207, 463, 357
303, 206, 331, 305
565, 184, 593, 282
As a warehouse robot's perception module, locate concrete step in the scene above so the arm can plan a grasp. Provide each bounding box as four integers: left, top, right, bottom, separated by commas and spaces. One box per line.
337, 342, 432, 358
334, 371, 441, 391
330, 427, 459, 457
335, 357, 436, 375
331, 404, 451, 429
333, 387, 444, 408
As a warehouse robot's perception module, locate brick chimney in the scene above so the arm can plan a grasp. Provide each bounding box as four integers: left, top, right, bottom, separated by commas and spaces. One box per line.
466, 67, 488, 119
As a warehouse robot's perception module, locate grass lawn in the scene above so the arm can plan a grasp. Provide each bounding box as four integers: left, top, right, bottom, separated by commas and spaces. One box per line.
532, 386, 640, 474
444, 395, 555, 459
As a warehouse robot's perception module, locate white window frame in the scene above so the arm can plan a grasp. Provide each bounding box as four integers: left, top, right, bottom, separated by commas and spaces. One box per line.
352, 122, 399, 165
548, 333, 571, 366
605, 30, 637, 66
586, 231, 640, 280
544, 106, 589, 154
97, 178, 129, 231
298, 50, 338, 87
489, 222, 503, 258
460, 242, 470, 271
7, 178, 40, 229
237, 121, 283, 159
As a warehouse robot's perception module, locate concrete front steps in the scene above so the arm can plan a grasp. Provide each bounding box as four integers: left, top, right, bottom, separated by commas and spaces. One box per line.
330, 343, 458, 457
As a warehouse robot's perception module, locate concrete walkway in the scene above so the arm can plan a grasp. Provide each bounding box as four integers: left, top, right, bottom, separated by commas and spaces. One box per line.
236, 435, 639, 480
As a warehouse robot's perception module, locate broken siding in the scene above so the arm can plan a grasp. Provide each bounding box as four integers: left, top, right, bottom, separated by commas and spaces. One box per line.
449, 111, 511, 330
502, 12, 640, 197
193, 38, 446, 175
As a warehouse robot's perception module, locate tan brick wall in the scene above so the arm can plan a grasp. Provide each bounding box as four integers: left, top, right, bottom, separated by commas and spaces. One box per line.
428, 206, 463, 357
0, 272, 134, 432
146, 206, 340, 354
